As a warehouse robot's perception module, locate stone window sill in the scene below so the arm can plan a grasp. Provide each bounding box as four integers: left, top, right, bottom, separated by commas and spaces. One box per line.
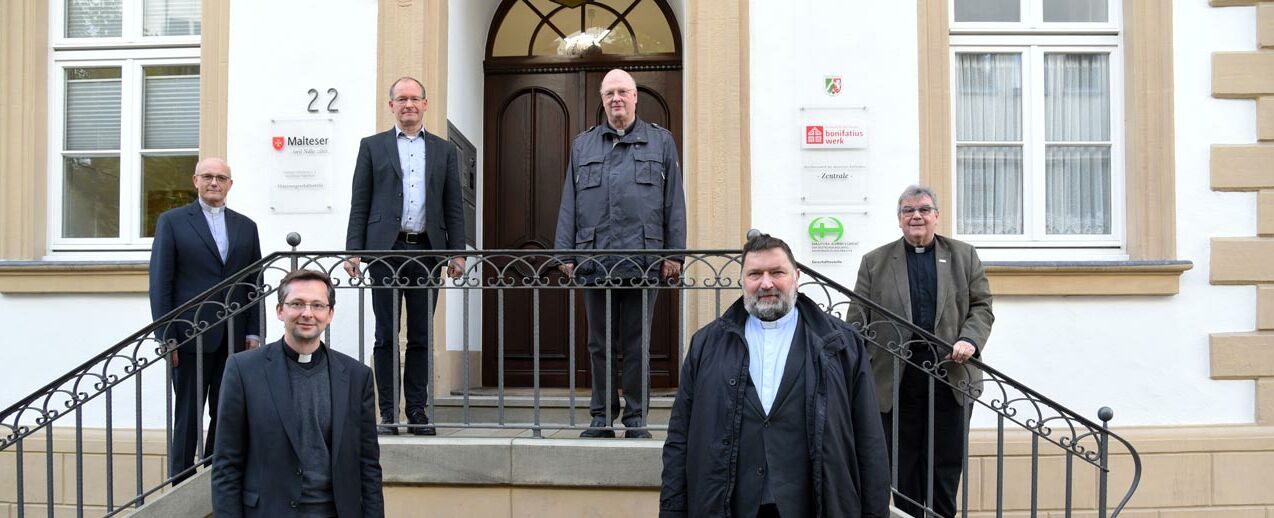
985, 260, 1194, 296
0, 261, 149, 293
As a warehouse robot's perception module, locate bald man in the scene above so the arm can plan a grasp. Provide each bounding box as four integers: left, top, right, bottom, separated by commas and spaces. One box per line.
150, 157, 262, 483
555, 69, 687, 438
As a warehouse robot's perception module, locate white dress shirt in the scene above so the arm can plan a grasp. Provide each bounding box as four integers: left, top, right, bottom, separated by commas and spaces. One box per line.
744, 306, 800, 415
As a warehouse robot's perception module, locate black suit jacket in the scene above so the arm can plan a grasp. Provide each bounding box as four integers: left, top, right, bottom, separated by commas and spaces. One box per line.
345, 128, 465, 252
149, 201, 262, 353
212, 340, 384, 518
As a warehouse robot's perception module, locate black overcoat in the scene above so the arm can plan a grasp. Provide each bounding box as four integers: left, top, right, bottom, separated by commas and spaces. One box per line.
660, 294, 892, 517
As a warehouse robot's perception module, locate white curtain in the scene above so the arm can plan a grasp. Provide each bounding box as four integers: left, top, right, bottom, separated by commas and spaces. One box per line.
955, 53, 1022, 235
143, 0, 202, 36
1044, 53, 1111, 235
66, 0, 123, 38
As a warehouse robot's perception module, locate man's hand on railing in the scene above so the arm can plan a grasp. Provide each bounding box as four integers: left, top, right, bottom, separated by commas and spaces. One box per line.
168, 351, 180, 369
661, 260, 681, 283
343, 257, 362, 278
557, 261, 575, 277
447, 257, 465, 279
945, 339, 976, 364
245, 337, 261, 350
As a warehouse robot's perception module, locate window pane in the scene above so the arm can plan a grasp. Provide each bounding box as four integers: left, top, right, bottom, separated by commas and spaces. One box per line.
1046, 145, 1111, 234
1043, 0, 1108, 23
144, 65, 201, 149
955, 53, 1022, 142
957, 146, 1023, 235
141, 155, 198, 237
1045, 53, 1110, 141
66, 0, 123, 38
954, 0, 1020, 22
491, 1, 538, 57
143, 0, 202, 36
63, 156, 121, 238
628, 0, 676, 53
66, 67, 122, 151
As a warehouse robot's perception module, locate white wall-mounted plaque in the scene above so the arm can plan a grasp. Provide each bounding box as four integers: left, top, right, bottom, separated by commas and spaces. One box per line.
269, 118, 334, 214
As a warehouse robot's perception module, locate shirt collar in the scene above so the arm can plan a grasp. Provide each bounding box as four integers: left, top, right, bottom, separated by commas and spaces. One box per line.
197, 198, 224, 215
748, 304, 799, 330
903, 237, 934, 255
395, 125, 424, 140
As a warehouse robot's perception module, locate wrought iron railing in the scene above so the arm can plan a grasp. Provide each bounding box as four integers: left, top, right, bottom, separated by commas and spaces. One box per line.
0, 234, 1139, 517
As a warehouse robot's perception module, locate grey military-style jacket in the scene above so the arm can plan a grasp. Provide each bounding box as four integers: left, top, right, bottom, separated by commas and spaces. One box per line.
554, 117, 687, 283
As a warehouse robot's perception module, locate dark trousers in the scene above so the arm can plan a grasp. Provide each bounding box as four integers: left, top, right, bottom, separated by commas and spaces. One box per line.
881, 360, 970, 518
756, 503, 781, 517
583, 287, 658, 423
369, 238, 440, 420
169, 337, 228, 483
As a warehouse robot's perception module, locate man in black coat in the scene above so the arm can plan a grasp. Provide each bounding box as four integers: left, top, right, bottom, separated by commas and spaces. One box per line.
149, 157, 261, 483
343, 76, 465, 435
660, 234, 890, 518
213, 270, 384, 518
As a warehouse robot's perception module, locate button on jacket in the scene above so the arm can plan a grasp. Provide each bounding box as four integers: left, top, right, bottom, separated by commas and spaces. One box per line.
554, 117, 687, 282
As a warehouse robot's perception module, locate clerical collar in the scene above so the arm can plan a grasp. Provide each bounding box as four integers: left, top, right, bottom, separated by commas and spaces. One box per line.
904, 238, 934, 255
282, 340, 326, 364
753, 304, 799, 329
605, 119, 636, 138
197, 198, 224, 215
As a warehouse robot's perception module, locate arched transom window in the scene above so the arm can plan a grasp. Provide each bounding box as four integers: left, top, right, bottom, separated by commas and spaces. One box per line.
489, 0, 679, 58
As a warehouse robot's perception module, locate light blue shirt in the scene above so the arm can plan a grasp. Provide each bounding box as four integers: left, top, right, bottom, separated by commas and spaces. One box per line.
396, 126, 427, 233
197, 198, 228, 263
744, 306, 800, 415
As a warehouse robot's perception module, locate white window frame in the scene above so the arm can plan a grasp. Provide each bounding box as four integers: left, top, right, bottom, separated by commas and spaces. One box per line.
948, 1, 1125, 258
47, 1, 200, 256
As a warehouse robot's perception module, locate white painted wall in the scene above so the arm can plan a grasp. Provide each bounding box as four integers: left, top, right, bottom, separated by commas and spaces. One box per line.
748, 0, 1258, 426
224, 0, 379, 359
444, 0, 501, 353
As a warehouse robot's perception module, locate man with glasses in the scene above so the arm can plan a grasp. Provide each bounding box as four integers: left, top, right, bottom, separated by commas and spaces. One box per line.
555, 68, 687, 438
213, 270, 384, 518
851, 185, 994, 518
149, 157, 262, 484
345, 76, 465, 436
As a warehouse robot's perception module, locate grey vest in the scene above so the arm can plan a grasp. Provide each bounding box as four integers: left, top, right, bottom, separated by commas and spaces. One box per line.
732, 323, 813, 518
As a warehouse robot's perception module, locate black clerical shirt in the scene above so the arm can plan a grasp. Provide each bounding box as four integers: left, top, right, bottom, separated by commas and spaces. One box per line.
904, 239, 937, 335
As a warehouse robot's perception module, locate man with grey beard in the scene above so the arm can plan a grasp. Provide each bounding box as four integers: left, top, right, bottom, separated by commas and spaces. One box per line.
660, 234, 889, 518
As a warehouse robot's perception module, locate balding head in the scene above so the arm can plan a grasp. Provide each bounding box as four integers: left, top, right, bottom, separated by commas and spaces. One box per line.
599, 68, 638, 130
192, 157, 233, 207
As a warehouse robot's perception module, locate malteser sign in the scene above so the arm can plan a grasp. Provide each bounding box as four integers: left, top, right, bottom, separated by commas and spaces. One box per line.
269, 118, 334, 214
802, 122, 867, 149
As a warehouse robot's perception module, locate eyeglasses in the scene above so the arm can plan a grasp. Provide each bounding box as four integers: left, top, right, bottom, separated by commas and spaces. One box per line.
900, 206, 936, 216
196, 174, 232, 184
283, 301, 331, 312
393, 96, 424, 104
600, 88, 633, 99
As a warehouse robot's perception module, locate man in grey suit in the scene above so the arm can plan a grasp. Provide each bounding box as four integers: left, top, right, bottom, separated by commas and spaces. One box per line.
213, 270, 383, 518
344, 76, 465, 436
851, 185, 994, 518
149, 157, 261, 483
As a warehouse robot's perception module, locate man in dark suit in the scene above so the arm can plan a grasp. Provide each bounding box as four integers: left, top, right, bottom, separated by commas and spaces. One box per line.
213, 270, 384, 518
851, 185, 994, 518
149, 157, 262, 483
344, 76, 465, 436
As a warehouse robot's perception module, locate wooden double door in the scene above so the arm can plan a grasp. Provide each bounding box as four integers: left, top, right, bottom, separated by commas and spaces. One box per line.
482, 68, 683, 389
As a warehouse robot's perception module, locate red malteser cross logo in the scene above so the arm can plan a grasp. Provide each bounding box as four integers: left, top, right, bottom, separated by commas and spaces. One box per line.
272, 136, 285, 151
805, 126, 824, 145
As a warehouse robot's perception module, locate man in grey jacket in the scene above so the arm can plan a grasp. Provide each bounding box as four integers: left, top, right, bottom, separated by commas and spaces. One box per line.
555, 68, 687, 438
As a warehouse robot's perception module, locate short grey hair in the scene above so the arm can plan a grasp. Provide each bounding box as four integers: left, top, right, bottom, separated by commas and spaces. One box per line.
388, 76, 426, 101
897, 185, 940, 213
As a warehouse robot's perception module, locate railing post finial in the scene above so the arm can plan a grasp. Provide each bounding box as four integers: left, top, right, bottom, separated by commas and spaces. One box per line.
286, 232, 302, 250
1098, 406, 1114, 518
746, 228, 761, 240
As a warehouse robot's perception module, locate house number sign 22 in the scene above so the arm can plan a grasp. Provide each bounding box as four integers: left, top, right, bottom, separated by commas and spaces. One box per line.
307, 88, 340, 113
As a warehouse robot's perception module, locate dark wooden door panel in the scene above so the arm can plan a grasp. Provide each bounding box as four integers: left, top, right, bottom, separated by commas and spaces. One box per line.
483, 69, 683, 389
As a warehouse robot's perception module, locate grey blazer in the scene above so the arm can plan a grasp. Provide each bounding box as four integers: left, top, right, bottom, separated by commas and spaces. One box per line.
850, 235, 994, 411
